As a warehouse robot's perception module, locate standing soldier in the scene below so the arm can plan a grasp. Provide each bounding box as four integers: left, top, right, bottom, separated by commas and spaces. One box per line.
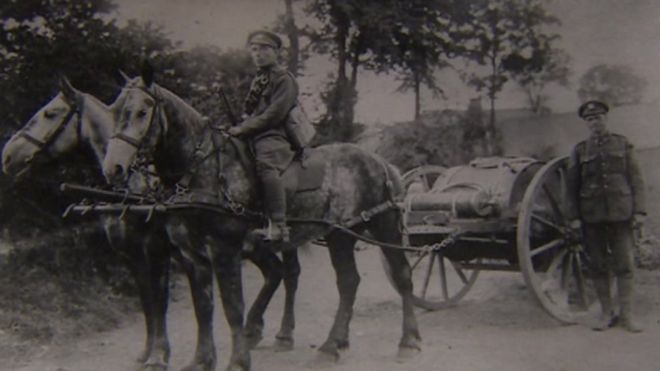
567, 100, 646, 333
228, 30, 298, 242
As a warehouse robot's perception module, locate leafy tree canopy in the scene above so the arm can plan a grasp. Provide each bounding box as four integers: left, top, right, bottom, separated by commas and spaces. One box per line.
578, 64, 647, 107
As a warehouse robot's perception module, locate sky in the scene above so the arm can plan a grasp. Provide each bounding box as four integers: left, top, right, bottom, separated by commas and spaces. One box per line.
110, 0, 660, 124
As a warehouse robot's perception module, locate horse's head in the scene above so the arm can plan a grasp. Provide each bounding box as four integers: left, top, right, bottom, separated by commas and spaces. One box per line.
102, 65, 168, 185
2, 77, 86, 178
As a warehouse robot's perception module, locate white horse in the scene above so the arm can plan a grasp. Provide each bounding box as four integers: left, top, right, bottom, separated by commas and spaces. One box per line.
2, 77, 298, 371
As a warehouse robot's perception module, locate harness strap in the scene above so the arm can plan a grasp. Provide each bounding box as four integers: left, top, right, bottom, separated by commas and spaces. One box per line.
342, 200, 398, 228
112, 88, 167, 149
174, 143, 222, 192
112, 132, 142, 148
18, 131, 48, 148
19, 104, 79, 151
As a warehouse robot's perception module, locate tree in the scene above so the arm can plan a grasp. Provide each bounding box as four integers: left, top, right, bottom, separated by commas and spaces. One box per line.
387, 0, 460, 120
302, 0, 360, 142
506, 47, 571, 115
0, 0, 119, 129
163, 46, 254, 125
578, 64, 647, 106
281, 0, 301, 75
297, 0, 464, 141
460, 0, 560, 154
0, 1, 183, 238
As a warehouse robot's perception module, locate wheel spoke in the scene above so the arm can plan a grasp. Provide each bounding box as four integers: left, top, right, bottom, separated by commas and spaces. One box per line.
530, 238, 566, 258
542, 183, 566, 222
531, 212, 563, 234
561, 251, 574, 291
420, 252, 435, 299
450, 261, 469, 284
517, 157, 592, 323
545, 248, 568, 275
410, 251, 428, 270
573, 252, 589, 308
437, 253, 449, 300
557, 166, 568, 209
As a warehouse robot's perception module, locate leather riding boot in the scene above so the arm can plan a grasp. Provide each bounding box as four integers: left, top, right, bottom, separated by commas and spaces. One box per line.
618, 276, 643, 333
592, 277, 615, 331
255, 173, 289, 243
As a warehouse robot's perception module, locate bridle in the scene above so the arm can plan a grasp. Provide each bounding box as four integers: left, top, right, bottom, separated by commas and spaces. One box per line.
111, 87, 167, 151
17, 98, 82, 155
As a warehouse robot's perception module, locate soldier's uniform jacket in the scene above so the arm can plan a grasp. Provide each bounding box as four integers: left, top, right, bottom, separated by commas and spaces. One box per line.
567, 132, 646, 223
240, 65, 298, 143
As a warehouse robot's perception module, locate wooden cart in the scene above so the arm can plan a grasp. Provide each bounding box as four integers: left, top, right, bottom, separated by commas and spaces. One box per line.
390, 156, 596, 323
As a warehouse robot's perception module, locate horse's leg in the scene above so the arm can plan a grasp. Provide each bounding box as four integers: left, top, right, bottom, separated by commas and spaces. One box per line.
274, 249, 300, 351
166, 219, 217, 371
318, 232, 360, 361
103, 217, 160, 365
369, 214, 421, 358
141, 227, 174, 371
210, 241, 251, 371
242, 249, 283, 350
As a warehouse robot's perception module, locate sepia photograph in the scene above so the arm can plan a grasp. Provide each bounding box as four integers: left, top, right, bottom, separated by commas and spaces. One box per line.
1, 0, 659, 370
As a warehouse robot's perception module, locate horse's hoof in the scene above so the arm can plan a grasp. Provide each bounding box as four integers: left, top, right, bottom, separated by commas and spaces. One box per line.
305, 350, 338, 369
141, 361, 168, 371
180, 364, 209, 371
136, 349, 149, 363
245, 333, 264, 350
181, 357, 216, 371
273, 336, 294, 352
224, 362, 250, 371
397, 345, 421, 360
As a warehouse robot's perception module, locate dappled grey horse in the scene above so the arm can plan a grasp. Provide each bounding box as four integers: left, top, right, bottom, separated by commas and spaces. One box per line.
2, 77, 299, 371
102, 66, 421, 371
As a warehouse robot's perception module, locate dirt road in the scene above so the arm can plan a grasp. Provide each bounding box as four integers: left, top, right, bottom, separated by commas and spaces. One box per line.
8, 245, 660, 371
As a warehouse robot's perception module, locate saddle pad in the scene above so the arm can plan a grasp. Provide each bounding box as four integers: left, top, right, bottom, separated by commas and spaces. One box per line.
283, 149, 326, 192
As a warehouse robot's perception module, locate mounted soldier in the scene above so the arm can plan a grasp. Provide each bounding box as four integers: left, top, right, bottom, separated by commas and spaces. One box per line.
567, 100, 647, 333
228, 30, 298, 243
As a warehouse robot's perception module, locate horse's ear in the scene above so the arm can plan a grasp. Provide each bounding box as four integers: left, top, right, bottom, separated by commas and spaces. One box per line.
117, 69, 131, 85
60, 76, 77, 101
141, 60, 154, 87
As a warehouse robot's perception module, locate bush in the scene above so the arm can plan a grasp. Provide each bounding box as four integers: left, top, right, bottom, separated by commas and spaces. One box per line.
0, 224, 138, 346
371, 110, 491, 172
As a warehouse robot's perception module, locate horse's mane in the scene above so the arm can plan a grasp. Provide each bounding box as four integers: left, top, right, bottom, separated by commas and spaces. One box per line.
123, 79, 209, 186
153, 83, 207, 135
82, 92, 108, 109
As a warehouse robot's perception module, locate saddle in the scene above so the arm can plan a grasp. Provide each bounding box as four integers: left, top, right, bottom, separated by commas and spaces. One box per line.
229, 136, 326, 194
281, 149, 326, 193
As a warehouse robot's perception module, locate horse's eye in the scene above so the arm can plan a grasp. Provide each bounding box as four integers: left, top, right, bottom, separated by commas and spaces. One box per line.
137, 110, 147, 118
44, 110, 56, 119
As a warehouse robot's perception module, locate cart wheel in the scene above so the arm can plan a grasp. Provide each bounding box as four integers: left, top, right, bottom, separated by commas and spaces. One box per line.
402, 165, 446, 194
381, 250, 480, 311
517, 157, 596, 323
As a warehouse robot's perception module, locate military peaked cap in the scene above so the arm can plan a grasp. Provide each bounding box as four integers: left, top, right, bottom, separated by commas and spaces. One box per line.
247, 30, 282, 49
578, 100, 609, 119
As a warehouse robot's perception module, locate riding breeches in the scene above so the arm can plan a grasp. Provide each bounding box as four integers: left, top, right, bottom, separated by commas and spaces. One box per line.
253, 136, 294, 222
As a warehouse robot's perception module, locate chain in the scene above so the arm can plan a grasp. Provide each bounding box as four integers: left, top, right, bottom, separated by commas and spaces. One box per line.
216, 173, 246, 215
421, 229, 463, 253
